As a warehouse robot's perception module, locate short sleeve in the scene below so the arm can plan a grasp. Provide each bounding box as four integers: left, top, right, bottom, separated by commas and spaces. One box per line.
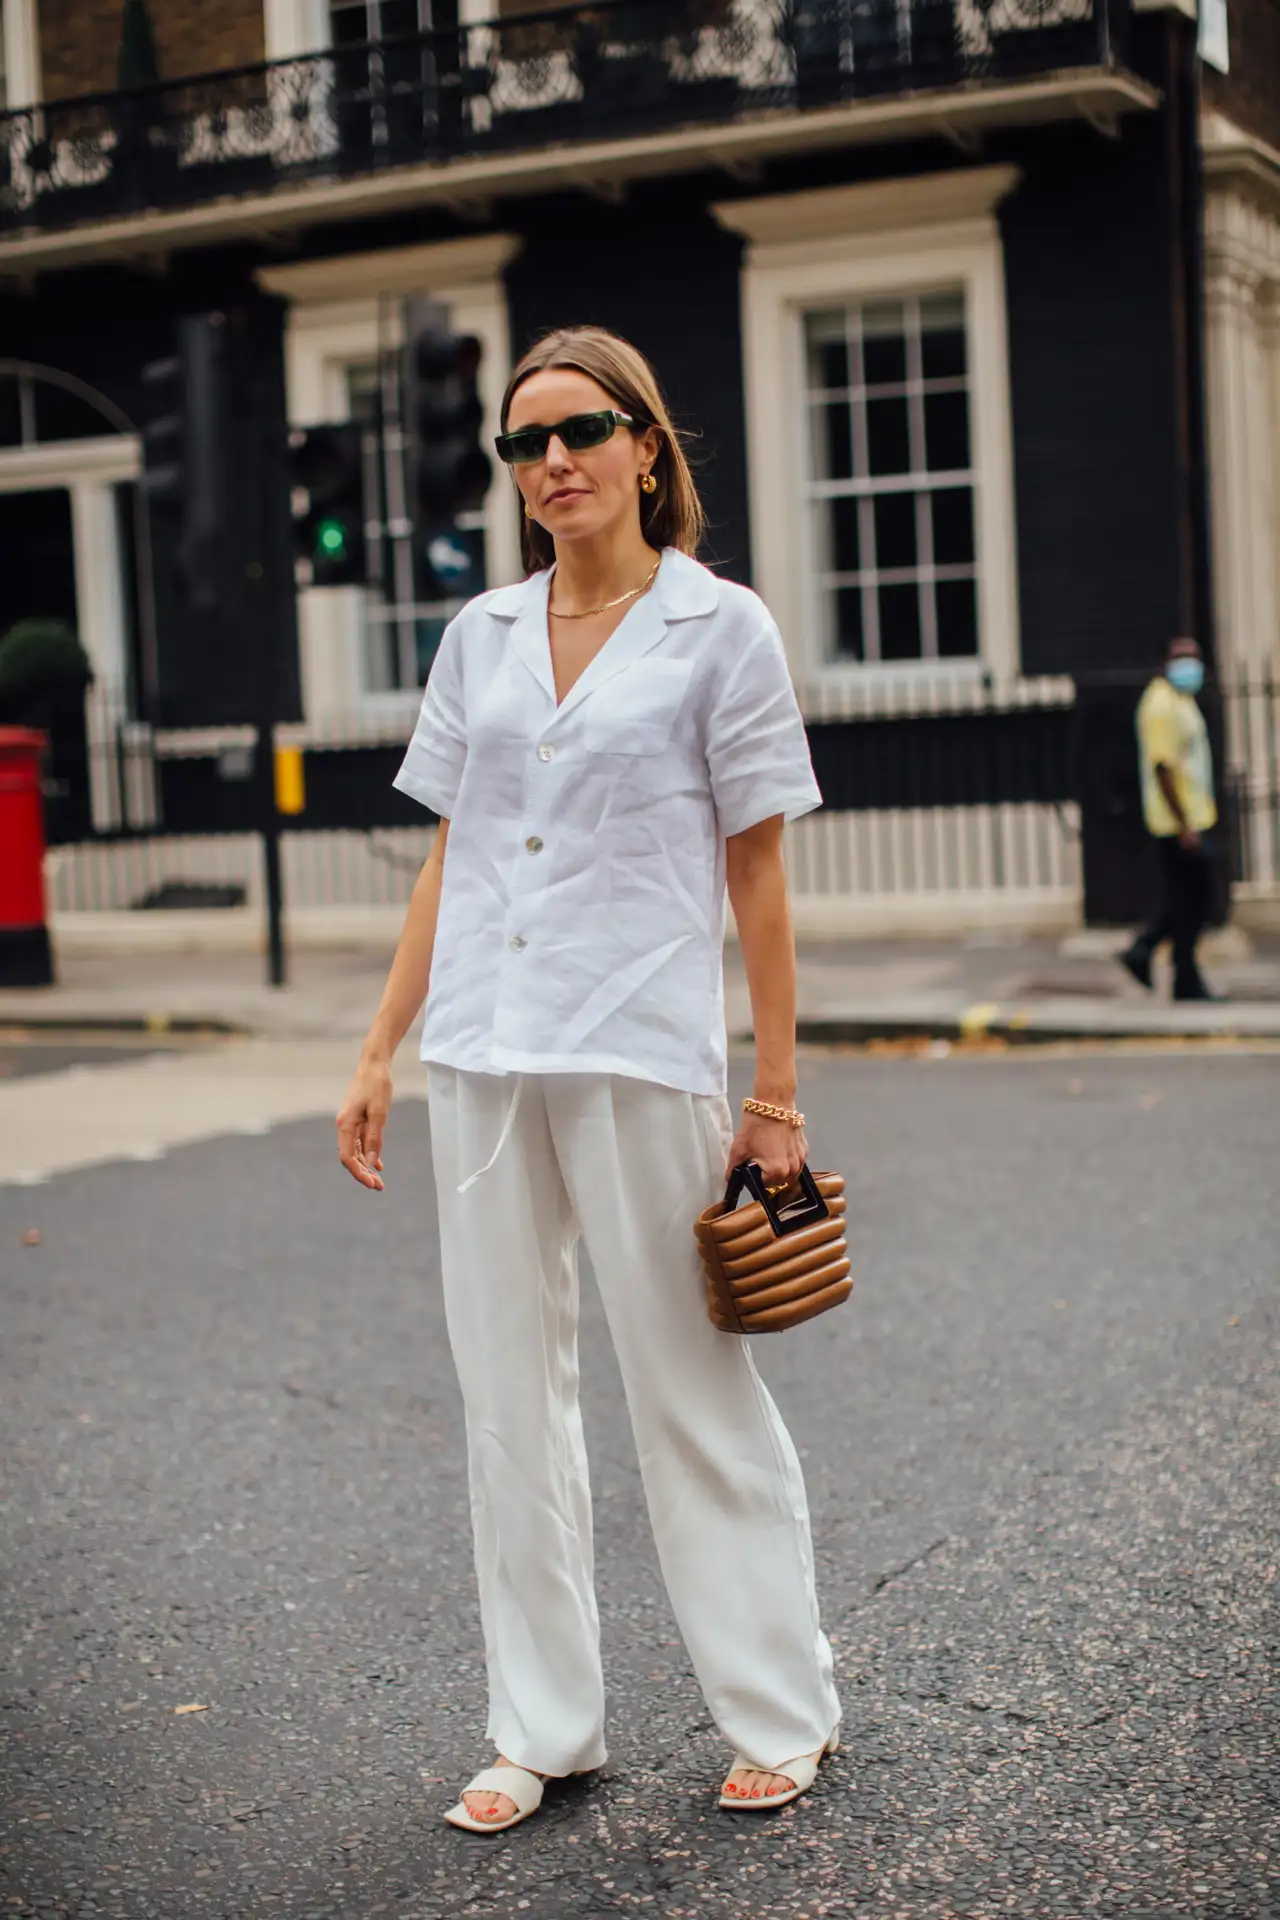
393, 615, 467, 817
1139, 683, 1179, 769
705, 614, 822, 837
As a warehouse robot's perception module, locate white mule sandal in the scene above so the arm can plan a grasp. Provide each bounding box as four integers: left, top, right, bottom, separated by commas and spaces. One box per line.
444, 1765, 546, 1834
718, 1728, 840, 1812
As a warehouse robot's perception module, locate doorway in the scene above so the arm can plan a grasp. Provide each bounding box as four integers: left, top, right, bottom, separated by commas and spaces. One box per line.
0, 488, 78, 633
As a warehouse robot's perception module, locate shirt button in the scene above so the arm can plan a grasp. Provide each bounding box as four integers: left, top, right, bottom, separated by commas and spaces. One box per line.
509, 934, 527, 953
525, 836, 544, 854
537, 743, 556, 762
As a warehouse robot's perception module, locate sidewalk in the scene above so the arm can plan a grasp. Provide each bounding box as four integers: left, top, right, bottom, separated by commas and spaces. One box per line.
3, 924, 1280, 1044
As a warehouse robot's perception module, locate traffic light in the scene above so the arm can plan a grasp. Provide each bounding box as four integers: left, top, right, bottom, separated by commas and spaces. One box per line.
405, 321, 491, 524
139, 312, 230, 612
287, 423, 368, 588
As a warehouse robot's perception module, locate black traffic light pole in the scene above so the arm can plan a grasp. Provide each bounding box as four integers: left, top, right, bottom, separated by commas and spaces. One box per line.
141, 305, 297, 988
243, 301, 298, 989
403, 303, 492, 601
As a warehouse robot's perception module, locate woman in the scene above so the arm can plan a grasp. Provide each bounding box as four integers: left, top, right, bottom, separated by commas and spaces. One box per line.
337, 326, 841, 1832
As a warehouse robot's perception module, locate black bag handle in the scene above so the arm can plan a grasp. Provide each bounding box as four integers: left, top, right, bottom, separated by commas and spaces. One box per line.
724, 1161, 830, 1237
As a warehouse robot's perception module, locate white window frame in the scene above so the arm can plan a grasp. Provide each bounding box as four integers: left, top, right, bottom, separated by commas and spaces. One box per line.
0, 434, 142, 829
326, 0, 430, 39
256, 232, 522, 724
714, 167, 1023, 701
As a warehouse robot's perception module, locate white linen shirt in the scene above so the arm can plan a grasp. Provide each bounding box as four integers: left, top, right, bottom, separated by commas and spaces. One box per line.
393, 546, 822, 1095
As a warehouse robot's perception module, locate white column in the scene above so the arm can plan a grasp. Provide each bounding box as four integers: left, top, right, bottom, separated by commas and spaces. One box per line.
69, 479, 129, 831
2, 0, 41, 107
1241, 293, 1279, 675
1262, 292, 1280, 673
1203, 181, 1280, 684
1203, 246, 1258, 680
262, 0, 331, 60
69, 481, 127, 696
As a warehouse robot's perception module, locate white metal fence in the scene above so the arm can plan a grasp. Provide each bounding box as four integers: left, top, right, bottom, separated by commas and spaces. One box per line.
49, 673, 1089, 935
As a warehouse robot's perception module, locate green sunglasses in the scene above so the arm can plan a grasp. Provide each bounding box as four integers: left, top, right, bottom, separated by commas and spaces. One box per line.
494, 409, 647, 466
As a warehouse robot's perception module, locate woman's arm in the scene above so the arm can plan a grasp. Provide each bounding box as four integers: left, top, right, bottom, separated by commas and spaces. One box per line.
336, 818, 450, 1191
723, 814, 809, 1188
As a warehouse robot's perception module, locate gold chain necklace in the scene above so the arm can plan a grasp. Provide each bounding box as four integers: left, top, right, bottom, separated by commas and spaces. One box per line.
548, 557, 660, 620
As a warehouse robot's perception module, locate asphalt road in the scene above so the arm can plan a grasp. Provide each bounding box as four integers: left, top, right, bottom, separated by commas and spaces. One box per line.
2, 1050, 1277, 1920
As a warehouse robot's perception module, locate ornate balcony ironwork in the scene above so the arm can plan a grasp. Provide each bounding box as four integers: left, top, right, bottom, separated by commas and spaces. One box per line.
0, 0, 1125, 237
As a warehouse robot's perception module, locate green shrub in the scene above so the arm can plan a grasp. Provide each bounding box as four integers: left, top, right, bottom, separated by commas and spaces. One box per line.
0, 620, 93, 720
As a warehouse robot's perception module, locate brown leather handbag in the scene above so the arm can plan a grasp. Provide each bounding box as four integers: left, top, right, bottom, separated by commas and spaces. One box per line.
695, 1163, 851, 1334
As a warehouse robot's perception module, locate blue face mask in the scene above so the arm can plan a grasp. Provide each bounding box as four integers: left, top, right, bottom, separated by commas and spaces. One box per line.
1167, 657, 1204, 696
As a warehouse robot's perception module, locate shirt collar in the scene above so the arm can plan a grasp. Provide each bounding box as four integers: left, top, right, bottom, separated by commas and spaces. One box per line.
485, 546, 719, 622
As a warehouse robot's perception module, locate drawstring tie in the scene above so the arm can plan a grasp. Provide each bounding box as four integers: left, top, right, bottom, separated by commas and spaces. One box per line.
457, 1075, 524, 1193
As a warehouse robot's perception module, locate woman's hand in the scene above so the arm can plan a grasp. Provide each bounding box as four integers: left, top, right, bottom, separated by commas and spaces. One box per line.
725, 1110, 808, 1191
336, 1054, 392, 1191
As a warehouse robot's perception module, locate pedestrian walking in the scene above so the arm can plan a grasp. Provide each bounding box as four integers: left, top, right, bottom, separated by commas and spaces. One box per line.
1117, 637, 1222, 1002
337, 327, 841, 1832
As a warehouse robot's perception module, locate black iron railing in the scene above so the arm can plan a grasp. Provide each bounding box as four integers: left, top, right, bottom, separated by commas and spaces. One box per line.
0, 0, 1125, 235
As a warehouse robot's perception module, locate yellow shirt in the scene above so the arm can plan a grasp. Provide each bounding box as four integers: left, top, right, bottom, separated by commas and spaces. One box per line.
1136, 675, 1217, 838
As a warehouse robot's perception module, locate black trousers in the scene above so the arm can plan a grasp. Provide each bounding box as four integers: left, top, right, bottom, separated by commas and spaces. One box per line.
1135, 837, 1213, 994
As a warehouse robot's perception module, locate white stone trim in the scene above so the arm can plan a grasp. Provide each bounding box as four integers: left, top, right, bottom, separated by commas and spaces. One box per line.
712, 165, 1022, 250
2, 0, 41, 108
256, 233, 523, 305
261, 235, 521, 718
0, 433, 140, 493
715, 170, 1022, 700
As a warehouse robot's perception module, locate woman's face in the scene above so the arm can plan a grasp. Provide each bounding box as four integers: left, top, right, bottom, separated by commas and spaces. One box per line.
505, 368, 660, 549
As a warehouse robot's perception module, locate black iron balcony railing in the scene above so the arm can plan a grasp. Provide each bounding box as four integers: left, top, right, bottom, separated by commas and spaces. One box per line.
0, 0, 1126, 237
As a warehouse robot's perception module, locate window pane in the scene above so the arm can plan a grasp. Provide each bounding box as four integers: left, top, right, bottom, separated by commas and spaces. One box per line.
819, 495, 860, 574
0, 378, 21, 448
878, 582, 922, 660
936, 577, 979, 657
812, 401, 853, 480
806, 311, 849, 393
920, 292, 967, 379
924, 390, 970, 471
931, 486, 974, 565
381, 0, 420, 35
862, 302, 906, 388
330, 2, 371, 48
346, 360, 381, 424
872, 491, 916, 571
866, 395, 910, 475
34, 382, 115, 442
834, 585, 864, 661
415, 614, 449, 682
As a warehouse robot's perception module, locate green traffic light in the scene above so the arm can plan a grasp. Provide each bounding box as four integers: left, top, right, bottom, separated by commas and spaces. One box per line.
316, 517, 347, 560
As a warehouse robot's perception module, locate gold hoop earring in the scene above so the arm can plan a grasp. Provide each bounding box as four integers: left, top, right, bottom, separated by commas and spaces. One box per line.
640, 472, 658, 495
524, 503, 535, 520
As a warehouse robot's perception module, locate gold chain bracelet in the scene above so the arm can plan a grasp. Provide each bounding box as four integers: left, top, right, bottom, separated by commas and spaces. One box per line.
742, 1097, 806, 1129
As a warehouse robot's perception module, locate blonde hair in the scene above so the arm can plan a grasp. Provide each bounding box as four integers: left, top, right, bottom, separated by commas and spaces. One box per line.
500, 326, 705, 574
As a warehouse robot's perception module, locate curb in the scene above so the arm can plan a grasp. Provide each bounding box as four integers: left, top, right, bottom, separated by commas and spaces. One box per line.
791, 1005, 1280, 1047
0, 1013, 247, 1038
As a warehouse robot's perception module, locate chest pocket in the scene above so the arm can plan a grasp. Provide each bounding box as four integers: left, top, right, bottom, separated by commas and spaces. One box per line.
582, 658, 694, 757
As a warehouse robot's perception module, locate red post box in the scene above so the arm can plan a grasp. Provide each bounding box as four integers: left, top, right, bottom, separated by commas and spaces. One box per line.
0, 727, 54, 986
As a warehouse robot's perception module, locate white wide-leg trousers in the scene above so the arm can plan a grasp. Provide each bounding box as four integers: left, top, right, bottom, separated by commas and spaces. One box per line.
427, 1067, 841, 1778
